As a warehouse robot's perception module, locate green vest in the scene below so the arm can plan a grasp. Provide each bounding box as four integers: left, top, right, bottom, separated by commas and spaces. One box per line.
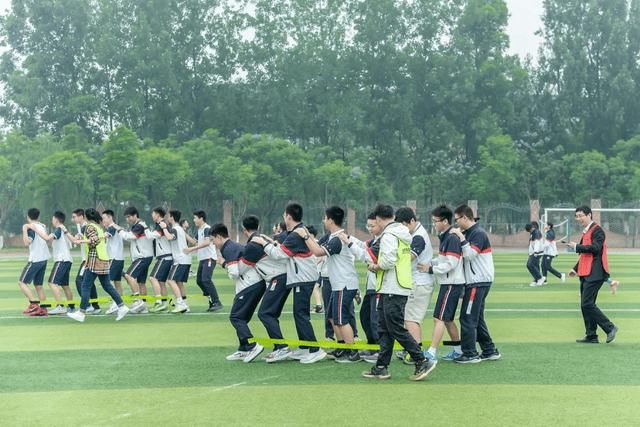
376, 235, 412, 291
84, 223, 109, 261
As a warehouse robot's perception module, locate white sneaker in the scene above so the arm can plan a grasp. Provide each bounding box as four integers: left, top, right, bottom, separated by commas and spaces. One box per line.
67, 310, 85, 322
49, 305, 66, 315
537, 277, 546, 286
264, 347, 292, 363
106, 301, 118, 315
116, 305, 130, 321
226, 351, 247, 361
171, 303, 188, 314
561, 273, 566, 283
300, 349, 327, 364
244, 343, 264, 363
529, 281, 538, 287
288, 348, 310, 360
86, 306, 95, 313
130, 300, 146, 313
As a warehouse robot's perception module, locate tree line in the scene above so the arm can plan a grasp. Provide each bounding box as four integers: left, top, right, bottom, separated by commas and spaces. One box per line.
0, 0, 639, 235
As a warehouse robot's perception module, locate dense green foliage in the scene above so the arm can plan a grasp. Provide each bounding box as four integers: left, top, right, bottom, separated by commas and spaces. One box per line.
0, 0, 639, 233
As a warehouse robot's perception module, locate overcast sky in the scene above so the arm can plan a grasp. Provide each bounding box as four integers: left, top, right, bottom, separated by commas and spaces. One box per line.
0, 0, 545, 60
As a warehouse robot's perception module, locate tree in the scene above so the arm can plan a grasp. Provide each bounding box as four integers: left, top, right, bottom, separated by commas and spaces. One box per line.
471, 134, 518, 203
137, 147, 191, 207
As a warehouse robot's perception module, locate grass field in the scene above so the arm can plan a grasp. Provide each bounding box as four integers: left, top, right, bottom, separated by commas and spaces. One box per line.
1, 251, 639, 426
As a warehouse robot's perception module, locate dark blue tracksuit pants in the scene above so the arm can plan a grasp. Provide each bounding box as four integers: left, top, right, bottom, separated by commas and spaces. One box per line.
459, 284, 497, 357
196, 259, 221, 304
229, 281, 266, 351
360, 291, 379, 344
292, 283, 319, 352
320, 277, 358, 339
258, 274, 290, 350
527, 255, 542, 281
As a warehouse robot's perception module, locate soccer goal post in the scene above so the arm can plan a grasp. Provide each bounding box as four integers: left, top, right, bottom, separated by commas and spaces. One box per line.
543, 208, 640, 249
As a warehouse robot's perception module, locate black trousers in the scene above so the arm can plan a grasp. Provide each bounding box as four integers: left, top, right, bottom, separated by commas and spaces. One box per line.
292, 284, 319, 352
229, 282, 266, 350
376, 293, 423, 367
460, 285, 497, 357
579, 277, 615, 339
360, 291, 379, 344
541, 255, 562, 279
75, 261, 99, 309
321, 277, 357, 339
196, 259, 220, 304
257, 274, 291, 350
527, 255, 542, 281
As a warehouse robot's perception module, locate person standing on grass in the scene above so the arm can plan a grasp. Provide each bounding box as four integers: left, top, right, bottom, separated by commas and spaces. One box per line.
119, 206, 154, 313
419, 204, 465, 363
449, 205, 500, 363
160, 210, 192, 314
211, 222, 266, 363
66, 208, 101, 313
142, 207, 173, 314
363, 204, 436, 381
252, 203, 326, 364
292, 206, 361, 363
394, 207, 435, 363
29, 211, 75, 315
18, 207, 52, 316
526, 222, 545, 287
102, 210, 126, 315
542, 222, 565, 284
66, 208, 129, 322
565, 205, 618, 344
183, 210, 223, 312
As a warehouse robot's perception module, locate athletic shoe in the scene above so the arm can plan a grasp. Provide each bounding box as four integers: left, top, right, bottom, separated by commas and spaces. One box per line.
354, 290, 362, 305
264, 347, 292, 363
537, 277, 546, 286
149, 302, 168, 313
30, 307, 48, 316
23, 304, 39, 314
86, 306, 95, 314
226, 351, 247, 361
244, 343, 264, 363
327, 348, 345, 360
207, 302, 224, 312
116, 305, 130, 321
130, 300, 147, 314
453, 354, 482, 363
67, 307, 76, 314
363, 353, 379, 363
325, 336, 335, 341
606, 325, 618, 343
529, 281, 539, 287
402, 352, 417, 365
300, 349, 327, 364
354, 335, 361, 341
362, 365, 390, 379
311, 305, 324, 314
423, 350, 437, 363
335, 350, 361, 363
105, 301, 119, 315
610, 280, 619, 295
576, 337, 599, 344
480, 350, 501, 361
410, 358, 436, 381
188, 270, 196, 277
561, 273, 566, 283
396, 350, 408, 360
48, 305, 66, 315
288, 348, 310, 360
93, 308, 102, 314
183, 305, 191, 313
171, 303, 188, 314
441, 350, 462, 361
67, 310, 85, 322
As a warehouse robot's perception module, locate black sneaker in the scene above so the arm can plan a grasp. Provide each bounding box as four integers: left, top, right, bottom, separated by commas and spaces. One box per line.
327, 348, 346, 360
336, 350, 361, 363
362, 365, 390, 379
480, 350, 502, 361
453, 354, 482, 364
207, 302, 224, 312
410, 358, 436, 381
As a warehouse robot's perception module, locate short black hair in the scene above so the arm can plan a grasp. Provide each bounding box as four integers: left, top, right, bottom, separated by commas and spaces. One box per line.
546, 221, 554, 229
124, 206, 139, 217
53, 211, 65, 223
530, 221, 539, 229
152, 206, 166, 217
525, 223, 533, 232
103, 209, 115, 218
373, 204, 394, 219
85, 207, 102, 223
431, 204, 453, 225
395, 207, 416, 224
575, 205, 592, 218
367, 212, 376, 221
278, 221, 286, 232
285, 203, 304, 223
72, 208, 85, 217
307, 225, 318, 237
27, 207, 40, 220
193, 210, 206, 221
454, 205, 475, 221
179, 219, 188, 227
325, 206, 344, 227
209, 223, 228, 238
242, 215, 259, 231
169, 210, 181, 223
